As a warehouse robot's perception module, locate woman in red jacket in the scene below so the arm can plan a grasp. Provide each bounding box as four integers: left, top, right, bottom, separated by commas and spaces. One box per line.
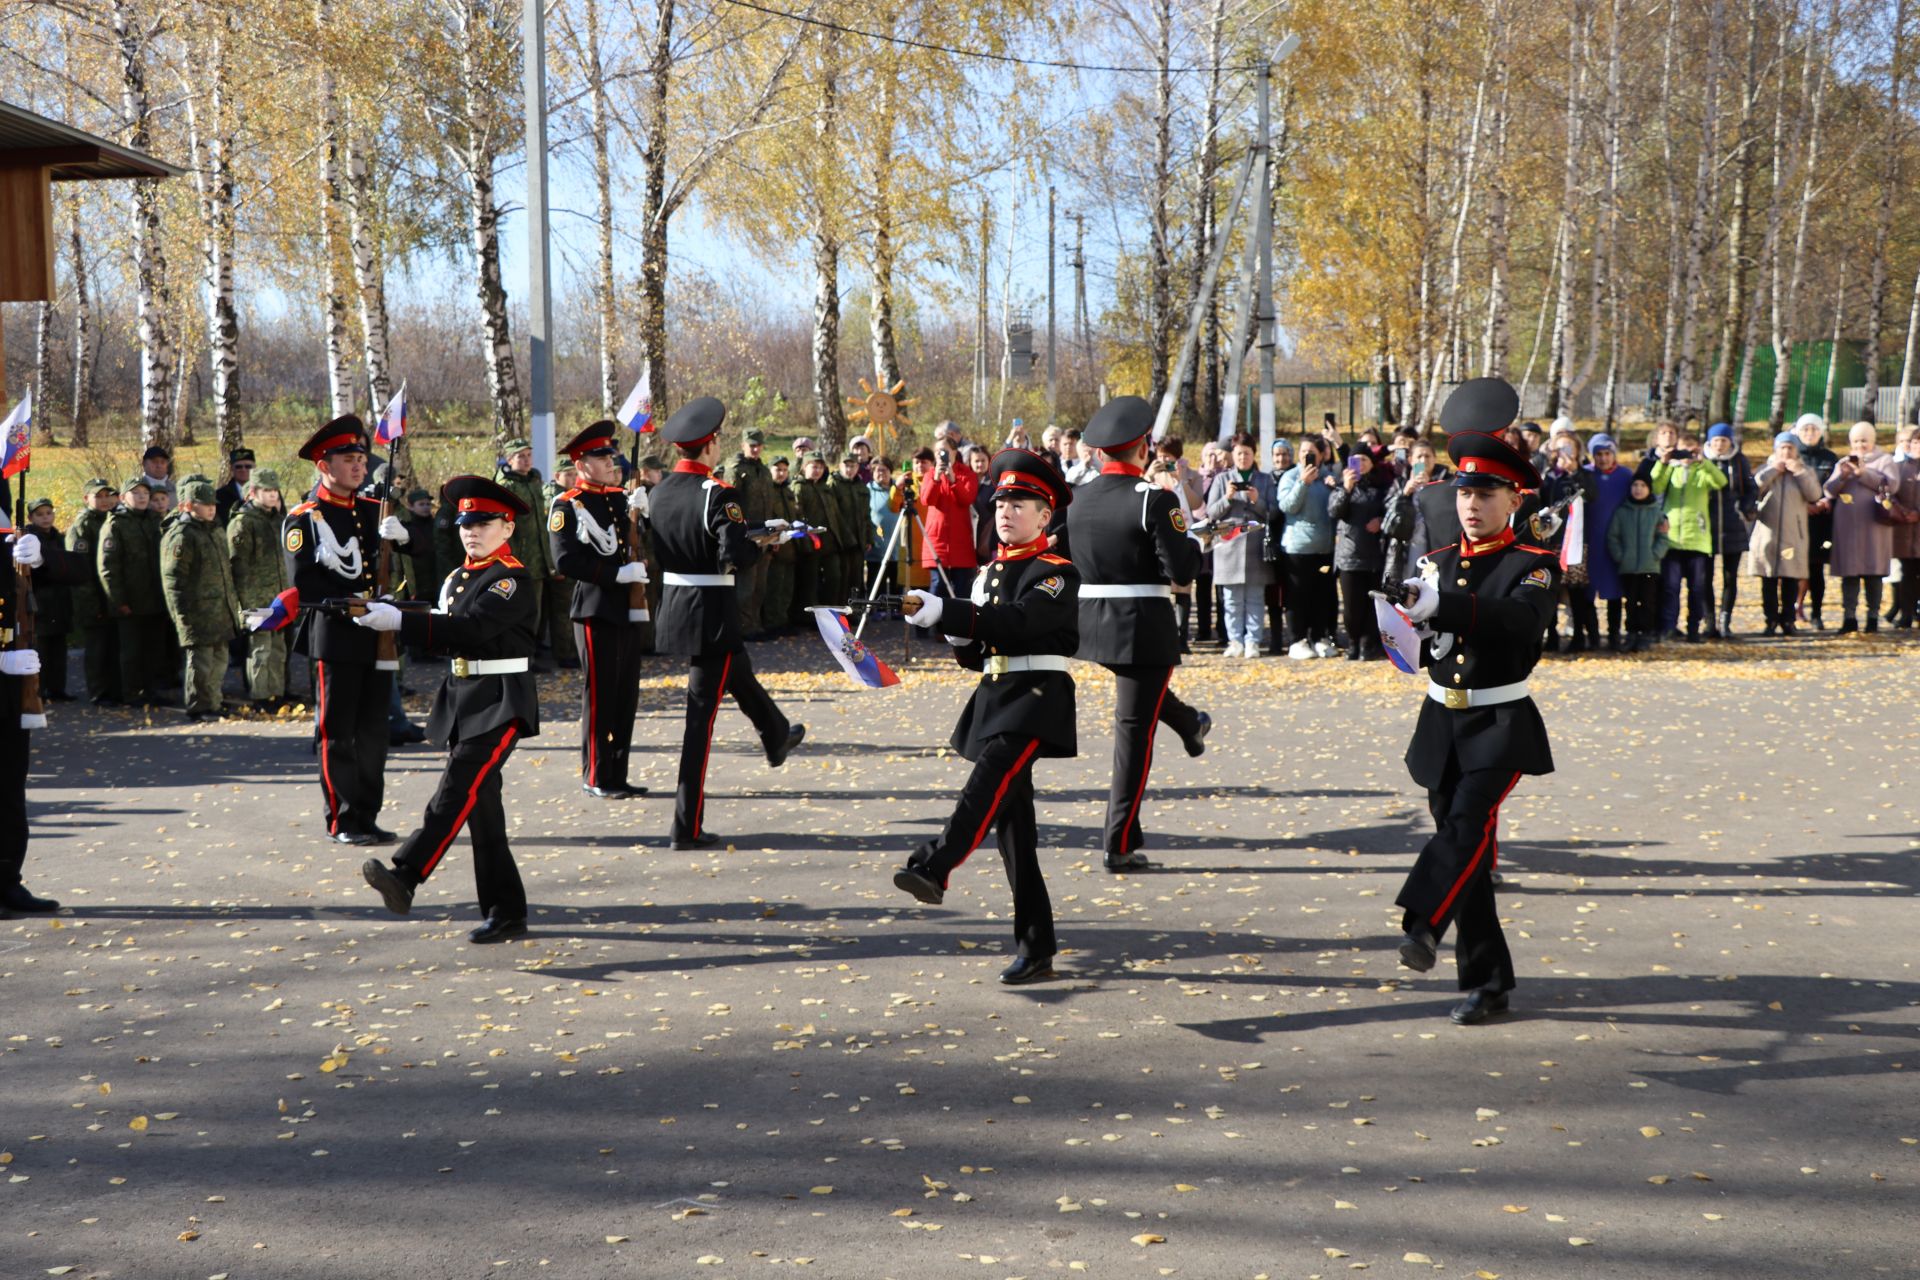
915, 443, 981, 599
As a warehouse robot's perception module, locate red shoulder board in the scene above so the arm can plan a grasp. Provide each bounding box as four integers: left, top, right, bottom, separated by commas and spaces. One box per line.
358, 495, 382, 504
1517, 544, 1558, 556
289, 502, 318, 516
497, 553, 526, 570
559, 487, 586, 502
1038, 553, 1072, 566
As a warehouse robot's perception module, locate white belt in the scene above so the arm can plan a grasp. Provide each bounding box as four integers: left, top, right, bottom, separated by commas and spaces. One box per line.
628, 608, 651, 623
1079, 584, 1174, 600
1427, 679, 1529, 710
663, 572, 735, 588
983, 654, 1072, 677
451, 657, 530, 677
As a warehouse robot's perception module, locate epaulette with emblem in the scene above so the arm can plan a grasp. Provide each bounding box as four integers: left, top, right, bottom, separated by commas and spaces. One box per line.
1037, 553, 1072, 566
289, 501, 318, 516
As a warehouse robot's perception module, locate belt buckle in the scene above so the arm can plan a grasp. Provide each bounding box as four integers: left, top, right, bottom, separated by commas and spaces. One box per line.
452, 657, 472, 678
1443, 687, 1469, 710
984, 655, 1008, 679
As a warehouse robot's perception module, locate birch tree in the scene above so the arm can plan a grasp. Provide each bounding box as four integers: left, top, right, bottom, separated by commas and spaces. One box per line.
111, 0, 176, 451
1772, 0, 1834, 429
1862, 0, 1908, 418
1708, 0, 1762, 427
182, 7, 242, 467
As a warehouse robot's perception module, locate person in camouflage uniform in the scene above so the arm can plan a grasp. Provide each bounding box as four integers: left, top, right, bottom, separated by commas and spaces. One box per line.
26, 499, 74, 701
730, 428, 781, 637
763, 455, 799, 631
828, 453, 872, 606
494, 439, 563, 666
228, 468, 290, 709
98, 477, 172, 705
161, 481, 242, 720
795, 452, 842, 613
65, 478, 121, 703
540, 463, 581, 668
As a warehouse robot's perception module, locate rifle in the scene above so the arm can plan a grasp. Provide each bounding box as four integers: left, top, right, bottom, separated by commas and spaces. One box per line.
842, 592, 907, 614
625, 490, 650, 624
311, 597, 435, 619
11, 452, 43, 730
374, 448, 401, 670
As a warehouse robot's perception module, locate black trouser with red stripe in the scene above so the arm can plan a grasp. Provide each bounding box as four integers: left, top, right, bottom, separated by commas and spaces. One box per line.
0, 721, 32, 890
1102, 664, 1203, 858
911, 734, 1055, 959
575, 619, 642, 789
673, 649, 788, 842
1395, 755, 1520, 994
314, 659, 391, 836
393, 720, 525, 920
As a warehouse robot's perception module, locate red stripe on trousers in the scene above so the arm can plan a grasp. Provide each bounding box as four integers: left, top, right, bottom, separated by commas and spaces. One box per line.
582, 624, 599, 785
692, 655, 732, 838
1431, 771, 1522, 926
315, 659, 341, 832
1117, 671, 1171, 855
958, 737, 1043, 865
419, 724, 520, 879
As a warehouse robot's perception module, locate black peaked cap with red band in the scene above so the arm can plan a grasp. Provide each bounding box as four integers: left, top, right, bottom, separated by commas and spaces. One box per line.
443, 474, 529, 526
989, 447, 1072, 511
298, 413, 370, 462
1081, 395, 1156, 451
662, 396, 727, 447
561, 419, 622, 461
1448, 430, 1542, 491
1437, 376, 1521, 436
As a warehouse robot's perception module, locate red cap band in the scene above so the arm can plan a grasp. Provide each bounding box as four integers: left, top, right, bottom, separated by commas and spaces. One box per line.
458, 496, 515, 516
994, 474, 1056, 502
1457, 455, 1525, 486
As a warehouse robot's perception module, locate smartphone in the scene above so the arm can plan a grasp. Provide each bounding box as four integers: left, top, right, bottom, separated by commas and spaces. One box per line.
1347, 456, 1366, 473
1411, 461, 1428, 479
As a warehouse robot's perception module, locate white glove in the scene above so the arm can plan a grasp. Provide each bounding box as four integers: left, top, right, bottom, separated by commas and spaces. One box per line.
0, 649, 42, 676
352, 601, 404, 631
378, 514, 410, 544
628, 487, 651, 517
763, 518, 790, 531
615, 562, 648, 584
11, 533, 42, 568
903, 589, 944, 629
1401, 578, 1439, 623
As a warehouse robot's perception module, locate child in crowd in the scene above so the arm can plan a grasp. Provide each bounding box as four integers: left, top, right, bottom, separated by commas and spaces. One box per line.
1607, 475, 1670, 652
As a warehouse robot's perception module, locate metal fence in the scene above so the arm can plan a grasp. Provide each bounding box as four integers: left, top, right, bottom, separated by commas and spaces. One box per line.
1834, 386, 1920, 426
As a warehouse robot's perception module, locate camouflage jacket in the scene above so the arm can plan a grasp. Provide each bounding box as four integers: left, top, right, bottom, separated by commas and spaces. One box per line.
161, 515, 241, 645
227, 501, 289, 609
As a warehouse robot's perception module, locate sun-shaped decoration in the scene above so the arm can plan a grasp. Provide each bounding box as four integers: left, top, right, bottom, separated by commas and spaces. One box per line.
848, 377, 917, 451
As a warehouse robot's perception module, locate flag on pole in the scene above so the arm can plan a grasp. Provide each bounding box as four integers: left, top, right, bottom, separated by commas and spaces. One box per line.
1374, 597, 1422, 674
374, 380, 408, 446
0, 389, 31, 480
808, 607, 901, 689
1560, 494, 1586, 569
616, 366, 654, 434
248, 587, 302, 633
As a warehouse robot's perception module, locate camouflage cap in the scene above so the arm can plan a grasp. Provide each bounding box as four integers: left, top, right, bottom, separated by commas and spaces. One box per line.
407, 487, 432, 504
248, 468, 282, 492
83, 477, 116, 497
743, 427, 766, 445
801, 452, 826, 467
177, 473, 211, 489
502, 438, 533, 455
185, 481, 218, 506
123, 475, 154, 493
638, 454, 665, 471
27, 497, 53, 514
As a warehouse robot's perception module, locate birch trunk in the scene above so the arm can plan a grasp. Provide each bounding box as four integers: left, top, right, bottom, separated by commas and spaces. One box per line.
345, 130, 392, 408
1773, 0, 1834, 428
1410, 61, 1433, 430
113, 0, 174, 452
1823, 265, 1845, 421
32, 301, 54, 445
1599, 0, 1624, 427
317, 0, 353, 417
1657, 0, 1683, 418
68, 201, 92, 446
1545, 1, 1589, 419
184, 19, 242, 472
809, 30, 848, 454
1419, 41, 1492, 426
638, 0, 675, 419
1899, 263, 1920, 424
996, 182, 1018, 434
172, 346, 194, 445
1708, 0, 1762, 426
1196, 0, 1229, 438
1676, 0, 1725, 420
584, 0, 617, 412
1481, 1, 1512, 379
1147, 0, 1173, 403
458, 0, 522, 442
1863, 0, 1908, 417
867, 40, 903, 392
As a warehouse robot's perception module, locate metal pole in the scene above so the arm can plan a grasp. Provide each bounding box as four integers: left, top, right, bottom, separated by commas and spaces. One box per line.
1254, 54, 1278, 462
1047, 185, 1057, 425
523, 0, 556, 478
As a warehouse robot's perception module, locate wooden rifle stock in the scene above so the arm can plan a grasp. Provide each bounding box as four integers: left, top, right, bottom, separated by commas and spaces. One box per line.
626, 492, 649, 621
375, 483, 400, 666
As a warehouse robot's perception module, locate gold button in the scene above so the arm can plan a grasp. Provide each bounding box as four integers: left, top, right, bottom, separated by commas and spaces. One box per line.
1455, 654, 1465, 664
1453, 673, 1463, 684
456, 586, 465, 593
1456, 577, 1469, 586
1460, 558, 1471, 566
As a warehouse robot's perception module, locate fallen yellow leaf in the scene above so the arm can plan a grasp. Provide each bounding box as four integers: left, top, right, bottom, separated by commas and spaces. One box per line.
1639, 1126, 1662, 1138
1131, 1233, 1166, 1247
810, 1185, 833, 1195
605, 1236, 629, 1244
1569, 1237, 1594, 1247
1404, 1252, 1434, 1264
128, 1116, 149, 1131
1501, 1204, 1529, 1213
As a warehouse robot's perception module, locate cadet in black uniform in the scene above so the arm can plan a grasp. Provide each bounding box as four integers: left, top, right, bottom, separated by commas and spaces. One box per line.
892, 449, 1079, 985
1390, 382, 1560, 1025
1067, 396, 1211, 871
284, 415, 407, 845
549, 420, 650, 799
358, 477, 542, 944
653, 397, 805, 850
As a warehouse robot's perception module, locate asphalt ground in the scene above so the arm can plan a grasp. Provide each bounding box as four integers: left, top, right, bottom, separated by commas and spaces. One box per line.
3, 626, 1916, 1280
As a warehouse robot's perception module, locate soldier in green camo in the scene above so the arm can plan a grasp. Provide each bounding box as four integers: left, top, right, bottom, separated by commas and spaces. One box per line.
66, 478, 121, 703
161, 481, 243, 721
227, 468, 290, 710
763, 455, 799, 631
730, 428, 781, 638
495, 438, 564, 664
98, 476, 172, 705
828, 453, 872, 606
794, 452, 842, 613
540, 463, 581, 668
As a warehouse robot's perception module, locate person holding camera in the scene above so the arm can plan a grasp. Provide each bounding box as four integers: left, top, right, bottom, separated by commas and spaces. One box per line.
1748, 431, 1820, 636
1649, 432, 1727, 642
1326, 449, 1389, 660
1277, 438, 1338, 658
1206, 433, 1277, 658
918, 438, 982, 599
1824, 421, 1899, 634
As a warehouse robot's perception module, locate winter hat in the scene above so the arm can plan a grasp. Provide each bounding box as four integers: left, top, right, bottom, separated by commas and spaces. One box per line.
1550, 416, 1577, 438
1587, 433, 1617, 453
1793, 413, 1826, 435
1773, 431, 1799, 450
1707, 422, 1735, 442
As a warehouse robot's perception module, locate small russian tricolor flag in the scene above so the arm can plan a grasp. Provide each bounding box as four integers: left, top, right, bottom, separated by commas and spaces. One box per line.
0, 389, 31, 480
1374, 597, 1421, 674
374, 380, 407, 446
249, 587, 301, 633
617, 366, 653, 434
809, 607, 900, 689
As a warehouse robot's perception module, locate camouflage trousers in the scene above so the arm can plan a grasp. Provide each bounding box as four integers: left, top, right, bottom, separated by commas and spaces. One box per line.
182, 642, 230, 715
246, 629, 289, 702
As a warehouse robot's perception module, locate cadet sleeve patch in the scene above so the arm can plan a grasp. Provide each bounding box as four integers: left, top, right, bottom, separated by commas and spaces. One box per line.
1036, 574, 1066, 598
285, 527, 304, 554
490, 577, 517, 598
549, 508, 567, 533
725, 501, 745, 524
1170, 508, 1188, 534
1523, 566, 1553, 589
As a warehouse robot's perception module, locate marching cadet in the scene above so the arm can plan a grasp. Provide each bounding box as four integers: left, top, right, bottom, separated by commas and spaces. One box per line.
892, 449, 1079, 985
160, 481, 242, 721
26, 499, 74, 702
1390, 378, 1559, 1025
215, 447, 255, 524
1067, 396, 1212, 871
286, 414, 408, 845
229, 468, 290, 710
66, 479, 120, 704
654, 397, 805, 849
98, 476, 172, 706
357, 476, 541, 944
763, 455, 799, 632
548, 419, 650, 800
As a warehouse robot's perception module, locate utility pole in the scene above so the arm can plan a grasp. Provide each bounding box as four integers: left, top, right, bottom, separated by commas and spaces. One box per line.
523, 0, 555, 476
1072, 211, 1090, 396
1046, 185, 1057, 425
1253, 52, 1278, 462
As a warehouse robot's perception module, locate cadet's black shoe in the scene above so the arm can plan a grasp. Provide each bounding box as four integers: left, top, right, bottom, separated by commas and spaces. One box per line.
998, 955, 1057, 985
1449, 988, 1511, 1025
1399, 925, 1438, 973
468, 914, 528, 944
1, 884, 61, 913
1488, 869, 1506, 888
1838, 617, 1859, 635
368, 826, 399, 844
361, 859, 415, 915
1103, 851, 1150, 872
892, 864, 945, 905
1181, 711, 1212, 758
332, 829, 379, 846
583, 783, 649, 799
671, 832, 722, 851
766, 724, 806, 768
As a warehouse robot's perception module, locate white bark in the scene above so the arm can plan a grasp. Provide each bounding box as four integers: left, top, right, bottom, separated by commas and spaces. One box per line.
455, 0, 522, 440
32, 301, 54, 445
584, 0, 617, 412
345, 128, 393, 409
1598, 0, 1624, 427
1773, 0, 1833, 428
1676, 0, 1725, 420
1545, 1, 1589, 419
317, 0, 353, 417
112, 0, 175, 451
183, 18, 241, 469
808, 29, 847, 453
1823, 264, 1846, 421
1480, 1, 1512, 379
1419, 42, 1492, 427
1147, 0, 1173, 403
68, 199, 92, 446
1709, 0, 1762, 426
1864, 0, 1908, 415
